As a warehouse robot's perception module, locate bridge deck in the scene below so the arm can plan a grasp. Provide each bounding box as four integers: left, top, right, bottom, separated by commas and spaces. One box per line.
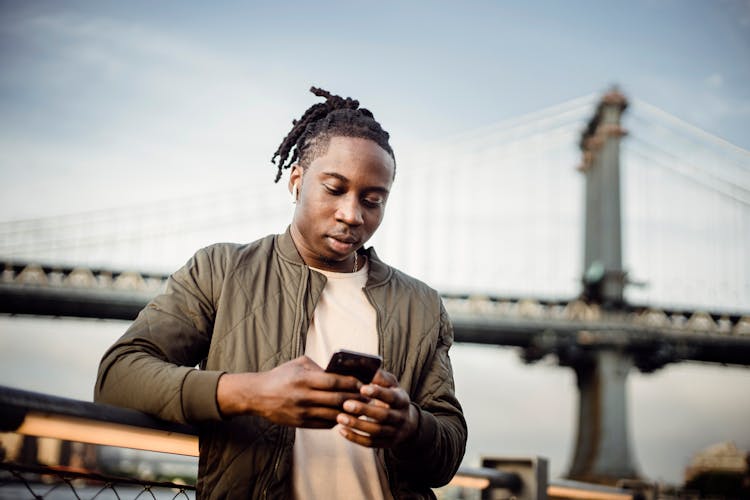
2, 262, 749, 369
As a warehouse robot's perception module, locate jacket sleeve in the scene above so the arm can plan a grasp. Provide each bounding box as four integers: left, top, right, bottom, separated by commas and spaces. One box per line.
94, 247, 225, 424
388, 301, 468, 488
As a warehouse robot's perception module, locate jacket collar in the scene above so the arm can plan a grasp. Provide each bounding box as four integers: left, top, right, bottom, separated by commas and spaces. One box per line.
276, 226, 392, 286
276, 226, 306, 265
362, 246, 392, 287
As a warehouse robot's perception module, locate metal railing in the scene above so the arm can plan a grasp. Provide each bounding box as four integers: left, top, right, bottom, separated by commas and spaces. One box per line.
1, 386, 640, 500
1, 386, 199, 499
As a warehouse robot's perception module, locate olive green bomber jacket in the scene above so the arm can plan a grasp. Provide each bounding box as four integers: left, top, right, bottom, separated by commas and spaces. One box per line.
95, 229, 467, 498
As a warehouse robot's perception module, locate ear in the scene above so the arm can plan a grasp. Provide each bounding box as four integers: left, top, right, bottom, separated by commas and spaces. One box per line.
288, 164, 304, 194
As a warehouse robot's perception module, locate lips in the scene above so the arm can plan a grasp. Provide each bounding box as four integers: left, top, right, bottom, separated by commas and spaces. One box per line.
327, 234, 359, 254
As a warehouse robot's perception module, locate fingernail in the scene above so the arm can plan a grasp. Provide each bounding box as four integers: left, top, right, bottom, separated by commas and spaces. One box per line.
362, 385, 375, 396
343, 400, 357, 412
337, 414, 350, 426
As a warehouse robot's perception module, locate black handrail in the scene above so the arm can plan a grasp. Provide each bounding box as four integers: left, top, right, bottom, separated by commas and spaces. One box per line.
0, 385, 197, 437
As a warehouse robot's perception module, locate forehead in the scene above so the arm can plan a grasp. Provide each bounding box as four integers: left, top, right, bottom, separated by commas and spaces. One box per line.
306, 136, 395, 184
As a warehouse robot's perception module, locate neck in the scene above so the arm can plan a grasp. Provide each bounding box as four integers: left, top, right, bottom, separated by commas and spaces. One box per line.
289, 225, 359, 273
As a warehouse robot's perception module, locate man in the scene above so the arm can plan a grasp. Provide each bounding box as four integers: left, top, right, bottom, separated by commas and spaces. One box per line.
95, 87, 466, 499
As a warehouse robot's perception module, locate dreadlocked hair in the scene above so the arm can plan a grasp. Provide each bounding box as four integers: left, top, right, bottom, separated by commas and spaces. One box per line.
271, 86, 395, 183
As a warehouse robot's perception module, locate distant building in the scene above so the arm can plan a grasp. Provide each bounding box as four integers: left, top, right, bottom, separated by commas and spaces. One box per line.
684, 441, 749, 499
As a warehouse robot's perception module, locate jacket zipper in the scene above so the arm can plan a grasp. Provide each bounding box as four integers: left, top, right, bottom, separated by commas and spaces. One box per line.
364, 286, 397, 499
261, 265, 309, 500
261, 427, 288, 500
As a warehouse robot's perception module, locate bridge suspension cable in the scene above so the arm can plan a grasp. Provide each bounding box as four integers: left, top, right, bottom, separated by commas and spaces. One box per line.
631, 97, 750, 162
0, 93, 747, 311
620, 99, 749, 312
626, 136, 750, 206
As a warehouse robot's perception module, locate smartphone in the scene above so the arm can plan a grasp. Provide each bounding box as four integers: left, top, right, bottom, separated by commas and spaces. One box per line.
325, 349, 382, 384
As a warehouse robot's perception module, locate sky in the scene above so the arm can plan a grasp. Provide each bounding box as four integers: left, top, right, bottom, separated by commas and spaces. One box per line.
0, 0, 749, 219
1, 0, 749, 487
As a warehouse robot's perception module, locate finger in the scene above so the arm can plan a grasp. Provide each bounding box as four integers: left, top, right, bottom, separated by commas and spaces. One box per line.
370, 398, 390, 409
300, 418, 338, 429
299, 389, 364, 410
338, 424, 376, 447
337, 412, 389, 435
308, 371, 363, 392
341, 399, 396, 425
371, 369, 398, 387
298, 405, 345, 423
296, 401, 388, 429
291, 357, 363, 393
337, 418, 398, 449
336, 411, 398, 441
360, 384, 409, 409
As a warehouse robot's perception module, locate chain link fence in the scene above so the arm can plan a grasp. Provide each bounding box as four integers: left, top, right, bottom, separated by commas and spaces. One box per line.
0, 461, 195, 500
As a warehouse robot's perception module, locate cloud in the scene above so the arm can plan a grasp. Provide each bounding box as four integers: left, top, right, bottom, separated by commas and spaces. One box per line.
0, 10, 299, 220
705, 73, 724, 88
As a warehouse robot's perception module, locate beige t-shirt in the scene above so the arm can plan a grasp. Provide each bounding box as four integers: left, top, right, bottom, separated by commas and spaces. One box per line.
292, 261, 392, 500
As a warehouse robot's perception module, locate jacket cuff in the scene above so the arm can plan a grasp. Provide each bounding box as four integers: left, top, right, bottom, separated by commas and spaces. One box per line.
393, 403, 437, 459
181, 369, 225, 422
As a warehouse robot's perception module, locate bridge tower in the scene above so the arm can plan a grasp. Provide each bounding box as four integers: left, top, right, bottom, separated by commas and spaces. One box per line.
567, 89, 639, 483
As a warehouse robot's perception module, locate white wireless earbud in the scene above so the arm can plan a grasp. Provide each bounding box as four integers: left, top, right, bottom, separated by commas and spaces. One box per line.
291, 183, 299, 204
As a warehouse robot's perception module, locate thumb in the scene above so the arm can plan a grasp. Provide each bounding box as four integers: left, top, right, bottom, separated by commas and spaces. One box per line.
371, 369, 398, 388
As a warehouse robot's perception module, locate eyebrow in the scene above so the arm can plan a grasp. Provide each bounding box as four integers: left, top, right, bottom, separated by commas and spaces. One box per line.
321, 172, 390, 194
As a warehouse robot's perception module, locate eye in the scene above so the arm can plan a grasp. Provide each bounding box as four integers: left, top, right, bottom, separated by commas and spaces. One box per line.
324, 184, 343, 195
362, 196, 385, 208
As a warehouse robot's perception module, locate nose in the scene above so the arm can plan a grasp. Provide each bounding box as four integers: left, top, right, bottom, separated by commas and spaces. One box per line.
335, 194, 364, 226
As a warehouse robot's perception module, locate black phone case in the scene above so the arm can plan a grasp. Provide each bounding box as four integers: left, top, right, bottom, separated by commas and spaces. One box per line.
325, 349, 382, 383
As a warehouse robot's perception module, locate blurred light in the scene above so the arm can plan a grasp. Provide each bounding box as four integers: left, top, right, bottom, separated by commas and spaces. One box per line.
448, 474, 491, 489
17, 411, 198, 456
547, 484, 633, 500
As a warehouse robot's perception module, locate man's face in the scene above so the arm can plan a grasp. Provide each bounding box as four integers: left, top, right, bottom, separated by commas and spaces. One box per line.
289, 135, 395, 272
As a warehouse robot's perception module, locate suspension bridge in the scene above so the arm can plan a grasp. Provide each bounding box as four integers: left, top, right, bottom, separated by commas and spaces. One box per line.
1, 89, 749, 487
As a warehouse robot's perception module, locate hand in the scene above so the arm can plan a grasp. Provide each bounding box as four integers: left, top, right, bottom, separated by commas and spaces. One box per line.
335, 369, 419, 448
216, 356, 363, 428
